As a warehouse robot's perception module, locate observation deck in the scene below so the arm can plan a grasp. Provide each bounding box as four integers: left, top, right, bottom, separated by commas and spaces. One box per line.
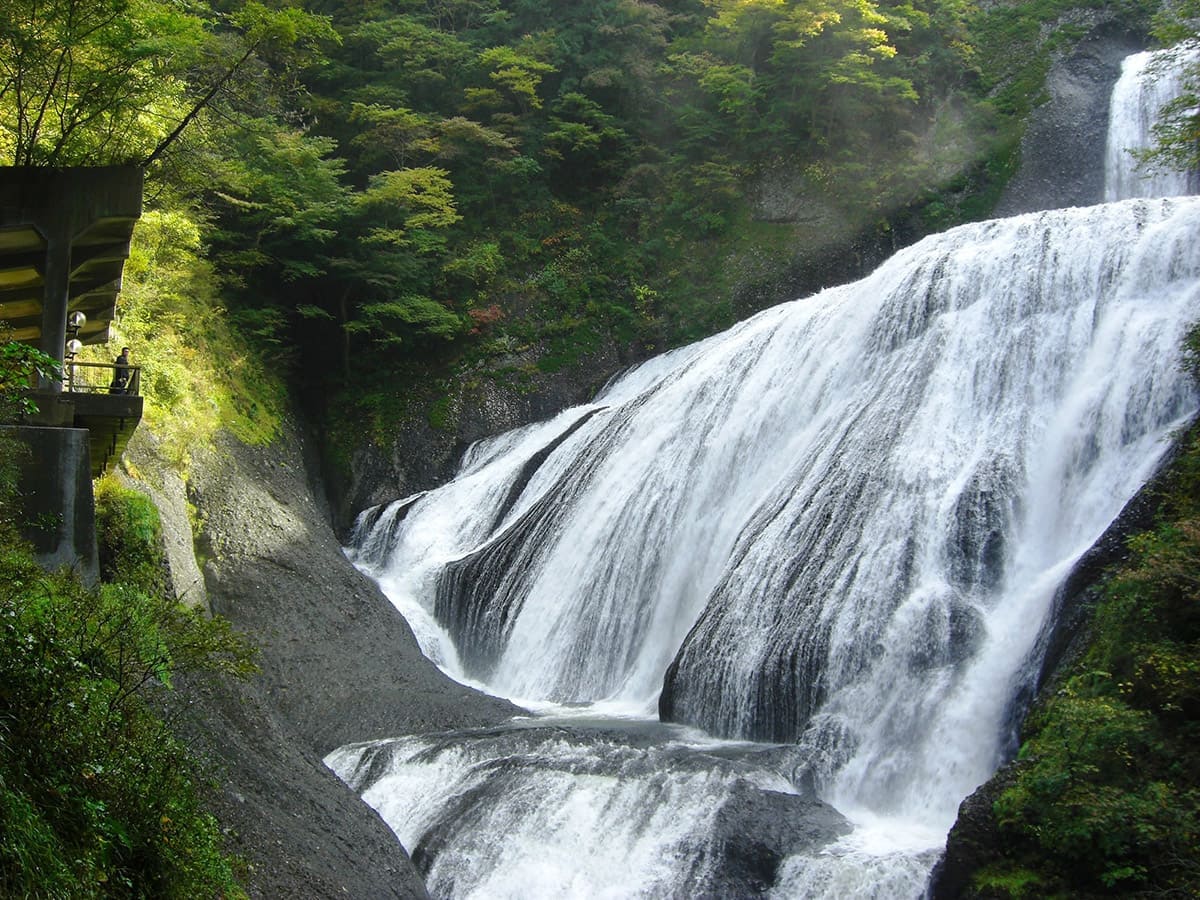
0, 167, 144, 476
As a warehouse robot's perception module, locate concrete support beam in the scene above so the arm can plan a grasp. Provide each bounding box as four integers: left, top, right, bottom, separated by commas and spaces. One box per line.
1, 424, 99, 585
0, 166, 143, 362
39, 228, 71, 389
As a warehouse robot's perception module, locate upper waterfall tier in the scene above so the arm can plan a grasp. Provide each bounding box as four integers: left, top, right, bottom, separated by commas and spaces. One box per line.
1105, 43, 1200, 200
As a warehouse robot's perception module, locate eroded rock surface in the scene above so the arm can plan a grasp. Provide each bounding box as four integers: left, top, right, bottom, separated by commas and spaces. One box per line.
125, 419, 520, 899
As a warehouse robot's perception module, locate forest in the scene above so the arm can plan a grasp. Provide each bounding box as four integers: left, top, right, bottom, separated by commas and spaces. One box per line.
6, 0, 1185, 453
2, 0, 1200, 894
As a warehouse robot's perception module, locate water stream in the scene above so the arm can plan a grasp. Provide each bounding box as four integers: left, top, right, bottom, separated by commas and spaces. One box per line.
1105, 41, 1200, 201
328, 47, 1200, 898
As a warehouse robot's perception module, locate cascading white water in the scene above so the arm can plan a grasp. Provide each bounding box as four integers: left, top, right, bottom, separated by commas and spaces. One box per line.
1105, 42, 1200, 200
329, 49, 1200, 900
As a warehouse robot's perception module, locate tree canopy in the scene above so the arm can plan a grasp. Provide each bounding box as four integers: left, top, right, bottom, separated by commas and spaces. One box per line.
0, 0, 1187, 428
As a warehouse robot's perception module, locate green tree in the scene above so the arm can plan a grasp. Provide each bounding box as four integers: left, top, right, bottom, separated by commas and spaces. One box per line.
0, 0, 203, 165
209, 122, 350, 285
469, 44, 557, 115
1141, 5, 1200, 176
0, 0, 338, 169
0, 341, 60, 419
143, 2, 340, 167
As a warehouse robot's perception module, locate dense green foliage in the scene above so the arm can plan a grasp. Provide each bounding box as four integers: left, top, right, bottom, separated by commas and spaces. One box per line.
99, 209, 287, 457
970, 415, 1200, 897
0, 480, 256, 897
2, 0, 1182, 455
0, 340, 61, 419
7, 0, 1148, 449
1138, 0, 1200, 175
226, 0, 993, 388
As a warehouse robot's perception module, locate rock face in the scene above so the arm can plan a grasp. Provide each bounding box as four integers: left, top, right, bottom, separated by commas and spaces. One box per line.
123, 419, 520, 899
993, 22, 1144, 217
928, 764, 1020, 899
120, 429, 205, 606
703, 787, 852, 895
326, 342, 633, 533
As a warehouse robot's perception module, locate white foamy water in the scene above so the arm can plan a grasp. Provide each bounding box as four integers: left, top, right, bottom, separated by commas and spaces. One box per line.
331, 48, 1200, 899
1105, 42, 1200, 200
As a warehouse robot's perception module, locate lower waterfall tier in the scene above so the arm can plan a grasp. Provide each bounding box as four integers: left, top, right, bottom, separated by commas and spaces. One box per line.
343, 197, 1200, 897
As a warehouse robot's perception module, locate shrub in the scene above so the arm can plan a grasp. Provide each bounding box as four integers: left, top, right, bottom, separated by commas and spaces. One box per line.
986, 424, 1200, 896
95, 476, 167, 593
0, 500, 256, 896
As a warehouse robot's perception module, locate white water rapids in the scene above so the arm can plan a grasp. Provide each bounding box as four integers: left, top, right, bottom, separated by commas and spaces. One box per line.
328, 48, 1200, 899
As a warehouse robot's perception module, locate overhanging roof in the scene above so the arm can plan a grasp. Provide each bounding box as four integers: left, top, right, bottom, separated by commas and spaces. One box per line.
0, 167, 143, 346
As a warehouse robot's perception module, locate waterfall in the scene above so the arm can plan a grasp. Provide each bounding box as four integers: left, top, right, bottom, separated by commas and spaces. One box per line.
329, 50, 1200, 900
1105, 42, 1200, 201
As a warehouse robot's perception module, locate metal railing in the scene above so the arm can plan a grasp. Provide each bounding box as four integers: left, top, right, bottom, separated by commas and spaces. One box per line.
63, 361, 142, 396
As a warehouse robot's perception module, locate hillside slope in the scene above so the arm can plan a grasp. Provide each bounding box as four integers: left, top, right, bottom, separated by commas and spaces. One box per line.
120, 421, 520, 898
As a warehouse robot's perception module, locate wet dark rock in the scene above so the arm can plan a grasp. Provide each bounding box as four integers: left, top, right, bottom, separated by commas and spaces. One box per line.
994, 22, 1145, 217
928, 763, 1019, 899
701, 788, 853, 895
907, 595, 986, 672
326, 343, 631, 535
946, 460, 1018, 594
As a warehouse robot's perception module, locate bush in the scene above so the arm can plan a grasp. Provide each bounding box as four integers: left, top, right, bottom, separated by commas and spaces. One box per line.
95, 477, 167, 593
983, 423, 1200, 897
0, 496, 256, 896
994, 691, 1182, 891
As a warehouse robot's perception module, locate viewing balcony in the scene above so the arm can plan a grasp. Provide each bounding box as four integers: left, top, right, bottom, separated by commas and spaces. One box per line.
0, 166, 146, 479
23, 362, 144, 478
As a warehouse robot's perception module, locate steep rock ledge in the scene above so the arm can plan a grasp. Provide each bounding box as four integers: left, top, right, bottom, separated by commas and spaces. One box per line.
994, 20, 1144, 217
327, 341, 634, 532
121, 420, 521, 898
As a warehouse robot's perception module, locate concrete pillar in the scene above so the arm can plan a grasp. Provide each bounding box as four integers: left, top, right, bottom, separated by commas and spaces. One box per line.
38, 226, 71, 391
1, 424, 99, 586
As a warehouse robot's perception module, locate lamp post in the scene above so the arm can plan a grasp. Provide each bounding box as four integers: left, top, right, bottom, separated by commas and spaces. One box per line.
64, 311, 86, 392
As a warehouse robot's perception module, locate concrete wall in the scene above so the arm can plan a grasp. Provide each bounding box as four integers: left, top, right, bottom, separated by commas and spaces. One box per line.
2, 425, 98, 585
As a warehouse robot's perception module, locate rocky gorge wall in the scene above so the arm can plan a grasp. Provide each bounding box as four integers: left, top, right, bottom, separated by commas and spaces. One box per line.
993, 19, 1144, 216
119, 421, 520, 898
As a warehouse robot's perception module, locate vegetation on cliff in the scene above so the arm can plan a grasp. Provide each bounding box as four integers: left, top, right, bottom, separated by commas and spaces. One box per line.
956, 334, 1200, 898
0, 464, 256, 897
4, 0, 1167, 453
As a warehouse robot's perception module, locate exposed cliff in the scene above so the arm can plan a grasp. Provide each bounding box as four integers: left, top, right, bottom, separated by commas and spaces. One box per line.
119, 421, 520, 898
993, 20, 1144, 216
